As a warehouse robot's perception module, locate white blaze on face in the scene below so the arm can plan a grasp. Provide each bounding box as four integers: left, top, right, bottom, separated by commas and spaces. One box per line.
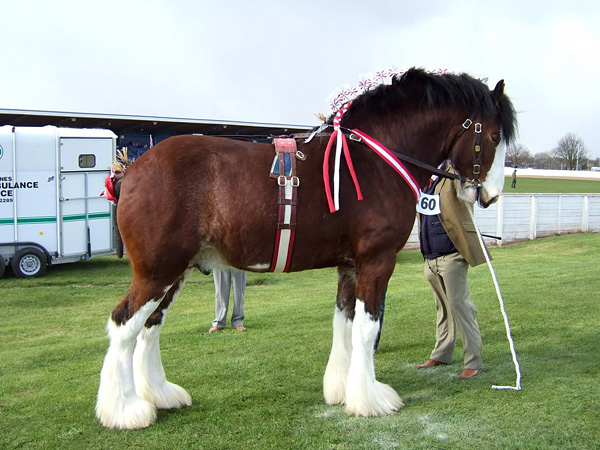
479, 140, 506, 206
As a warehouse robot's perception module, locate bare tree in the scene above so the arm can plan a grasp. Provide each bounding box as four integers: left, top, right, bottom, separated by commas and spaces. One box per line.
506, 142, 532, 167
533, 151, 560, 169
552, 133, 589, 170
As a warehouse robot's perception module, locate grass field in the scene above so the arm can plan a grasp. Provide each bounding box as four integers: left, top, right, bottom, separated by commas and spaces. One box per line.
503, 176, 600, 193
1, 233, 599, 449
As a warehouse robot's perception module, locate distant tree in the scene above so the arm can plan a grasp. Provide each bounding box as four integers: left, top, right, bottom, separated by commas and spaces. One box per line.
533, 151, 560, 169
506, 142, 532, 167
552, 133, 589, 170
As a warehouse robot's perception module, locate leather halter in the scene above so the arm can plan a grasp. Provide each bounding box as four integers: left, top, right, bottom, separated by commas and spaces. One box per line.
446, 115, 484, 188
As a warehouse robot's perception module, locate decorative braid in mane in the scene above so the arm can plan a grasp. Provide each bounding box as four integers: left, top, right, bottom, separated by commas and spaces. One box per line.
328, 67, 517, 145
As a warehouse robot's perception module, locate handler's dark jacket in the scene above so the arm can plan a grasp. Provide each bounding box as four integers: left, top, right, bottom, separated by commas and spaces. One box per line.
418, 170, 488, 267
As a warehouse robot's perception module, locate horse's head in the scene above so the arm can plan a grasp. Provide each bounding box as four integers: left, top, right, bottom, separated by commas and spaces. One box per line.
450, 79, 516, 208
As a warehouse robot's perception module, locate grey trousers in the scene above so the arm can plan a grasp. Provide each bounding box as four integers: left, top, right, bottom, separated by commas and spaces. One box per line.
212, 269, 246, 328
424, 252, 483, 369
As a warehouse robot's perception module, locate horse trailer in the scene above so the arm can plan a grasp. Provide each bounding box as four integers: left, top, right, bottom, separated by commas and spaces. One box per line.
0, 125, 117, 278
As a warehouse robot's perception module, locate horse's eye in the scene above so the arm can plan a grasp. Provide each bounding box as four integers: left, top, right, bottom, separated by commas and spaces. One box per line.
491, 133, 502, 144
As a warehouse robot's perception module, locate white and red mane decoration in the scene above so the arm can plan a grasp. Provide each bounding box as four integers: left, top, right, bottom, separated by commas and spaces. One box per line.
328, 67, 448, 112
322, 68, 445, 212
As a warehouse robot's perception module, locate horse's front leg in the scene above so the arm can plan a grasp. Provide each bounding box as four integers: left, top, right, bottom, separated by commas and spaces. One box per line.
345, 255, 403, 416
323, 267, 355, 405
133, 272, 192, 410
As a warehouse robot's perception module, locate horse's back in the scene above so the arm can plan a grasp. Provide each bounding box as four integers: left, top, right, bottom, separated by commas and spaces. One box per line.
117, 135, 277, 273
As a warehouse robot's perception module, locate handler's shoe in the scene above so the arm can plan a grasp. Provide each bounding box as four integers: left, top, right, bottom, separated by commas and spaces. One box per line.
235, 326, 246, 332
458, 368, 482, 379
416, 359, 448, 369
208, 326, 223, 333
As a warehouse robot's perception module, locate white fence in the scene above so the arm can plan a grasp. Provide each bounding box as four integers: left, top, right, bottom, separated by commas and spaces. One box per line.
406, 193, 600, 247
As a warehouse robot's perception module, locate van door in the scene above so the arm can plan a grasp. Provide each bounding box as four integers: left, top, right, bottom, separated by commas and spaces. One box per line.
59, 138, 113, 258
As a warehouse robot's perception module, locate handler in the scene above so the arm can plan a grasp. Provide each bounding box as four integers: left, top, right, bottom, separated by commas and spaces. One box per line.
416, 166, 487, 379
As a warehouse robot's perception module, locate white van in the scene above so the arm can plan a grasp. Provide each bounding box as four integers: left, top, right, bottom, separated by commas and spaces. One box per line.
0, 125, 117, 277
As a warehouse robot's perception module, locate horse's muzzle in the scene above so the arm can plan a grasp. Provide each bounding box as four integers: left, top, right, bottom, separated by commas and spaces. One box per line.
478, 193, 499, 208
476, 183, 502, 208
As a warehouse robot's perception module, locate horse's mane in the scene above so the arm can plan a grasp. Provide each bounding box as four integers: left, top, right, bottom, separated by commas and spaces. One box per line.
333, 67, 517, 144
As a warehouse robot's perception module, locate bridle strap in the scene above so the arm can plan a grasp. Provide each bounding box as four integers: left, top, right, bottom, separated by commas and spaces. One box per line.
295, 113, 483, 186
382, 147, 463, 182
348, 114, 480, 185
472, 121, 483, 182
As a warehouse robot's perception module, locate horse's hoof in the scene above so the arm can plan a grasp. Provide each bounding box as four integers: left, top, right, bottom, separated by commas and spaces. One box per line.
96, 395, 157, 429
345, 381, 403, 417
140, 382, 192, 410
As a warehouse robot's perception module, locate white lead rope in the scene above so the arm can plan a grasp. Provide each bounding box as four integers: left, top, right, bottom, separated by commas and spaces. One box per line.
467, 206, 522, 391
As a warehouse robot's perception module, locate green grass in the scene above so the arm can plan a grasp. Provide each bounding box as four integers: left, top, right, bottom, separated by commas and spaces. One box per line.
1, 234, 599, 449
504, 176, 600, 193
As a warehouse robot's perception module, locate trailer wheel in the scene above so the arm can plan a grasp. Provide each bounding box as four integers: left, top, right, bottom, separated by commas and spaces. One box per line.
12, 247, 48, 278
0, 256, 5, 278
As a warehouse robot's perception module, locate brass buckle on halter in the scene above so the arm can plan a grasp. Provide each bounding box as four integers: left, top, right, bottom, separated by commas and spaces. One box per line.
474, 123, 482, 133
473, 164, 481, 175
462, 119, 473, 130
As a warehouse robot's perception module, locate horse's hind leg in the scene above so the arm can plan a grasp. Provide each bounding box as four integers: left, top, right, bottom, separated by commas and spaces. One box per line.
133, 270, 192, 409
323, 267, 355, 405
96, 276, 178, 429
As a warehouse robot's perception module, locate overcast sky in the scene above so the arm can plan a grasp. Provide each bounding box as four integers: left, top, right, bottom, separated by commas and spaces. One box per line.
2, 0, 600, 158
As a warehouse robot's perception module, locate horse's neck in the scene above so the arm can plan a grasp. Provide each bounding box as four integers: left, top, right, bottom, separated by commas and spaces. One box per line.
353, 114, 457, 188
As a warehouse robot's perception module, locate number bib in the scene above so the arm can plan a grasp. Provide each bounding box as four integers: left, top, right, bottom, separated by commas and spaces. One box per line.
417, 192, 441, 216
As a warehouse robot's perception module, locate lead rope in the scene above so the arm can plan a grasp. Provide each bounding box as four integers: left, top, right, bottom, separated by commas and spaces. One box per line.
467, 206, 522, 391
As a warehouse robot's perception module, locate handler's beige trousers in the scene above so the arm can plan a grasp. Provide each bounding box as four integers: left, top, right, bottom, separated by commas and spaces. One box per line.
424, 252, 483, 369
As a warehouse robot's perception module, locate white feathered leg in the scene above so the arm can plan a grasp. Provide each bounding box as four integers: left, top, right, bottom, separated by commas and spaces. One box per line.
345, 300, 403, 416
323, 306, 353, 404
96, 300, 161, 429
133, 307, 192, 410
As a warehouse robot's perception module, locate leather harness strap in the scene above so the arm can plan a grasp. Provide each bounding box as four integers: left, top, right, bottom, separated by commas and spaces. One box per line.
269, 138, 303, 272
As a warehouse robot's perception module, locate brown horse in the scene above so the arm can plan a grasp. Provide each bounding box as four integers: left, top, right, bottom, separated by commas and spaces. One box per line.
96, 68, 517, 429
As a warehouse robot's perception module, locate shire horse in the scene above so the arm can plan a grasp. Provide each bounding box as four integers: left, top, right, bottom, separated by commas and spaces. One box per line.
96, 68, 517, 429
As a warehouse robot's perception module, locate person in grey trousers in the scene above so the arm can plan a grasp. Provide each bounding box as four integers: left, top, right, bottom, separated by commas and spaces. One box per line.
209, 269, 247, 332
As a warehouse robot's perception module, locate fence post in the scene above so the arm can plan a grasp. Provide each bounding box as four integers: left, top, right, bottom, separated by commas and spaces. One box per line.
582, 195, 589, 232
557, 196, 562, 235
529, 195, 537, 240
495, 195, 504, 246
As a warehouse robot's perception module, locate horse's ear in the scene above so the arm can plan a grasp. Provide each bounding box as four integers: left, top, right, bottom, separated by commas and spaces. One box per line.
492, 80, 505, 105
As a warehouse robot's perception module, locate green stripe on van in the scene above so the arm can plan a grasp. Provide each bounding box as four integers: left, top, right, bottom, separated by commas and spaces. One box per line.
0, 213, 110, 225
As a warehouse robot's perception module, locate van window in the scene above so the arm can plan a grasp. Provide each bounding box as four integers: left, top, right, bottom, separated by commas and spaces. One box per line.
78, 154, 96, 168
